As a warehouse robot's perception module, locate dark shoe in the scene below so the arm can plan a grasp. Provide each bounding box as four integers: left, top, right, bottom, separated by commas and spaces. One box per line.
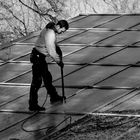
29, 105, 45, 111
50, 95, 66, 104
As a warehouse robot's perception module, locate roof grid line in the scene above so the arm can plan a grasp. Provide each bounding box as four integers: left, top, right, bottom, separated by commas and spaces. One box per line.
79, 13, 140, 16
55, 85, 138, 90
59, 44, 140, 48
0, 83, 137, 90
2, 110, 140, 118
69, 28, 140, 31
0, 82, 30, 86
6, 61, 31, 64
2, 69, 31, 83
14, 43, 140, 48
89, 44, 140, 48
55, 62, 140, 67
5, 61, 140, 67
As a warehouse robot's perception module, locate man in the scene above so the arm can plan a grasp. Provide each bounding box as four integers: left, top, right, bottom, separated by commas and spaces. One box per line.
29, 20, 69, 111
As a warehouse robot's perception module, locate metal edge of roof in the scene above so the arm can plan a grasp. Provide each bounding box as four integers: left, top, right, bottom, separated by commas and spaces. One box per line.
79, 13, 140, 16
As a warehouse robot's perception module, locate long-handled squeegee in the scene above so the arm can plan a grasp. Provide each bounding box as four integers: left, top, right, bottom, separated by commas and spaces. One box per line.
60, 66, 66, 103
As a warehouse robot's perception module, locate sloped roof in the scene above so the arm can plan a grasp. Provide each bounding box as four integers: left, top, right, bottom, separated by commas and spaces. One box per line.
1, 14, 140, 139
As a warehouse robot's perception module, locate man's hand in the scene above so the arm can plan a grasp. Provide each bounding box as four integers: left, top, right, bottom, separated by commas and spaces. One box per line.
55, 44, 64, 68
58, 60, 64, 68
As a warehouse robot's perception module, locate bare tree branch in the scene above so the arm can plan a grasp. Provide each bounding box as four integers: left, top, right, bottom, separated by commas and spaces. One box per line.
18, 0, 56, 22
0, 2, 24, 26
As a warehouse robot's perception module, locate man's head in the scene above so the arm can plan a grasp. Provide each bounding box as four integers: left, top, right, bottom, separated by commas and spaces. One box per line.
56, 20, 69, 34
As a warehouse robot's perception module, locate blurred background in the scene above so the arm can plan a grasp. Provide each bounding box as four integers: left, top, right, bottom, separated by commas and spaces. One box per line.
0, 0, 140, 45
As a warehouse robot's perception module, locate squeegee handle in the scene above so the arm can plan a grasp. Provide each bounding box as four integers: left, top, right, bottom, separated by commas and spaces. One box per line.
61, 66, 66, 103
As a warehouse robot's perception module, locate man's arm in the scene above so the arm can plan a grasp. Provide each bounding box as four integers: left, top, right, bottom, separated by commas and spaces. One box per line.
45, 29, 63, 67
56, 44, 62, 57
56, 44, 64, 68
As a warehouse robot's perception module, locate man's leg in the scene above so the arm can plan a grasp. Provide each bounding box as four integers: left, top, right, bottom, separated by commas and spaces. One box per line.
29, 64, 45, 111
41, 61, 63, 104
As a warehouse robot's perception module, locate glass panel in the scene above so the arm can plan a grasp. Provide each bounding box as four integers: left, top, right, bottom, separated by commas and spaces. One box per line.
0, 86, 29, 106
98, 67, 140, 87
99, 47, 140, 64
63, 47, 120, 63
54, 65, 123, 86
0, 63, 31, 82
69, 15, 119, 28
61, 30, 118, 44
97, 31, 140, 46
98, 15, 140, 29
0, 44, 33, 60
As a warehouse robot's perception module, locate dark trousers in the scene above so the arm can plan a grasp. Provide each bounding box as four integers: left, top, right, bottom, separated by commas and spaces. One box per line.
29, 48, 58, 107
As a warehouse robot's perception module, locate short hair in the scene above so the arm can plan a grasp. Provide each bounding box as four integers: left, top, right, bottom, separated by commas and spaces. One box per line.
57, 20, 69, 30
45, 22, 55, 29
